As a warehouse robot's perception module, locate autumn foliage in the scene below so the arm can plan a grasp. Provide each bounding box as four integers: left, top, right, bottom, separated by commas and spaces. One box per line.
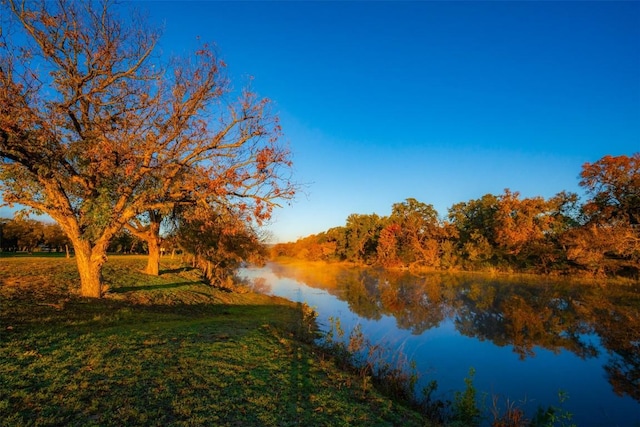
0, 217, 69, 253
0, 0, 294, 297
273, 154, 640, 279
172, 206, 267, 289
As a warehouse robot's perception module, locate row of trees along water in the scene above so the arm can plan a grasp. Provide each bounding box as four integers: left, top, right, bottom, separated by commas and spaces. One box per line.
1, 208, 268, 290
273, 153, 640, 279
0, 0, 294, 297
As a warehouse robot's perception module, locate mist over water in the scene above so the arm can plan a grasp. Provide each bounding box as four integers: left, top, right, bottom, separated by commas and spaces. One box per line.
241, 261, 640, 427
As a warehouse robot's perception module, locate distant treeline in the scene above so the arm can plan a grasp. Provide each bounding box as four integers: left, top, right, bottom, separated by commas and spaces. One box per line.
272, 154, 639, 278
0, 218, 146, 254
0, 213, 267, 288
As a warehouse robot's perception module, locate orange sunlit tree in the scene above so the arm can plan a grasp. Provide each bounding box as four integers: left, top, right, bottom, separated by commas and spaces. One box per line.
0, 0, 294, 297
565, 154, 639, 275
173, 204, 268, 288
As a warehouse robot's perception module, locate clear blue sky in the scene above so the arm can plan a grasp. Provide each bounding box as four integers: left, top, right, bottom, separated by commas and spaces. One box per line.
2, 1, 639, 243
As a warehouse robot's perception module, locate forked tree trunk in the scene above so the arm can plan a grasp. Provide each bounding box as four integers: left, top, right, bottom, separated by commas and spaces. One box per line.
73, 239, 107, 298
127, 212, 162, 276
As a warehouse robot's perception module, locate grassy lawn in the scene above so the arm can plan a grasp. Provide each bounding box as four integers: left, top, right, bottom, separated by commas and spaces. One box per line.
0, 256, 428, 426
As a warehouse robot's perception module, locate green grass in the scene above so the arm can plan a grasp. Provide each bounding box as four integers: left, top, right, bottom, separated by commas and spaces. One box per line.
0, 256, 429, 426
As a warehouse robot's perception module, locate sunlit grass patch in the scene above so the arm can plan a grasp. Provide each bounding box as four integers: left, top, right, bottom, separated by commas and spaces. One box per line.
0, 256, 428, 426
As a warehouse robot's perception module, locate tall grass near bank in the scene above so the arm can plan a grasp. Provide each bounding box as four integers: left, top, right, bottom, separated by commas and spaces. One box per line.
0, 256, 428, 426
318, 317, 577, 427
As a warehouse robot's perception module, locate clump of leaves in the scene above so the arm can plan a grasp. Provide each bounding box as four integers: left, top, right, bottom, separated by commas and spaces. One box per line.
530, 391, 577, 427
450, 367, 482, 426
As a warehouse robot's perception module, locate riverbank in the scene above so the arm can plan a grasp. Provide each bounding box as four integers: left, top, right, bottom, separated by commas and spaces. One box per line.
270, 256, 640, 287
243, 259, 640, 426
0, 256, 429, 426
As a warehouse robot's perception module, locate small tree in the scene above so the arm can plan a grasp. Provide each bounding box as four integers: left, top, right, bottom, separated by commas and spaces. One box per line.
175, 206, 267, 288
0, 0, 294, 297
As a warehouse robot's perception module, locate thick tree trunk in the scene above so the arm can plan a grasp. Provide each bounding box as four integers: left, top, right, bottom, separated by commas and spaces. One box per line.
73, 239, 107, 298
145, 234, 160, 276
144, 218, 161, 275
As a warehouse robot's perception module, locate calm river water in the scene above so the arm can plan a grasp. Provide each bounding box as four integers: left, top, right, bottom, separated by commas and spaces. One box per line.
240, 261, 640, 427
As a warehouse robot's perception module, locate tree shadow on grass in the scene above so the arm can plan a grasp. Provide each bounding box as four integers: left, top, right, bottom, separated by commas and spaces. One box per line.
112, 281, 202, 293
286, 302, 315, 420
0, 292, 329, 426
159, 266, 197, 275
2, 289, 306, 333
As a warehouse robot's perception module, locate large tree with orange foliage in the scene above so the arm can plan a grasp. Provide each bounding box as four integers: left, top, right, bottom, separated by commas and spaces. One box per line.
580, 154, 640, 226
565, 154, 639, 275
382, 198, 444, 268
0, 0, 294, 297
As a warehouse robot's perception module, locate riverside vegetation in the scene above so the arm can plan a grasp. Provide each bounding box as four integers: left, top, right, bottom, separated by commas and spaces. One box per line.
272, 154, 639, 280
1, 255, 578, 426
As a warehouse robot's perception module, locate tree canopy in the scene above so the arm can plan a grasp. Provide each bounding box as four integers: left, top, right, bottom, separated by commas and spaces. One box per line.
0, 0, 295, 297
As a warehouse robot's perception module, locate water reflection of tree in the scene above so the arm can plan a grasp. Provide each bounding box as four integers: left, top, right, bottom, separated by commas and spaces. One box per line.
454, 281, 600, 359
268, 262, 640, 402
337, 269, 384, 321
581, 285, 640, 401
375, 271, 458, 334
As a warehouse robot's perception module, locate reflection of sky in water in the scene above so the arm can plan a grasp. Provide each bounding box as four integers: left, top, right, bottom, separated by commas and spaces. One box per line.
240, 265, 640, 427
